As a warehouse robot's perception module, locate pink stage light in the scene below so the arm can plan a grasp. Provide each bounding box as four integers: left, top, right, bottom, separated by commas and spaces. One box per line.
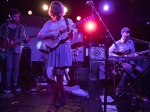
84, 21, 97, 33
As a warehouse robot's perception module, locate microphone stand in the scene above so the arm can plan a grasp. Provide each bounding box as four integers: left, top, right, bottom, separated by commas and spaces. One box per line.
87, 1, 118, 112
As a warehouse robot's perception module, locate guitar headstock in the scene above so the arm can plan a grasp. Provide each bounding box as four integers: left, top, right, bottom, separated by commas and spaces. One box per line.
75, 15, 95, 27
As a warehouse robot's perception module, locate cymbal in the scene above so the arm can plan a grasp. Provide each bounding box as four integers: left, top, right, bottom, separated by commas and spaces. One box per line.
71, 42, 83, 49
39, 49, 49, 54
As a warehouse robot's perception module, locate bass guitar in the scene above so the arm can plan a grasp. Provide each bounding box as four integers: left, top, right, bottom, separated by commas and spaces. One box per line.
6, 35, 36, 49
42, 15, 95, 49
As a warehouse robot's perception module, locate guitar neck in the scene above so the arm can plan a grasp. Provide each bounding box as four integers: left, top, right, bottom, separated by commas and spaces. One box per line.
59, 15, 94, 34
138, 50, 149, 55
127, 50, 149, 57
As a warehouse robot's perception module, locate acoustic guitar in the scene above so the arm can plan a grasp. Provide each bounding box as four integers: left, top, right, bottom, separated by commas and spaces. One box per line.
42, 15, 95, 49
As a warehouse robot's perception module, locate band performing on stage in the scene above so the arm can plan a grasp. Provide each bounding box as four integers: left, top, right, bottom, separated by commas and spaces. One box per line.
0, 0, 150, 111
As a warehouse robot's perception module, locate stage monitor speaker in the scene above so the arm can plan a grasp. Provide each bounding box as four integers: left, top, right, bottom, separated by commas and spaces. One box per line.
19, 48, 31, 74
69, 68, 89, 85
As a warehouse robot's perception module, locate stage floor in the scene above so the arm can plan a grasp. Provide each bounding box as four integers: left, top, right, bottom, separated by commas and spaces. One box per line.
0, 76, 150, 112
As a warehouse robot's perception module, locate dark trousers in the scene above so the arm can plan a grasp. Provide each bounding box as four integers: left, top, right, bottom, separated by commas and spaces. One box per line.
5, 49, 21, 86
0, 52, 5, 82
117, 66, 141, 88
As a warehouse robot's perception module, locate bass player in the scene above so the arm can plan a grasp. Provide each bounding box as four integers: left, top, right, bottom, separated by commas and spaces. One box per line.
0, 9, 30, 93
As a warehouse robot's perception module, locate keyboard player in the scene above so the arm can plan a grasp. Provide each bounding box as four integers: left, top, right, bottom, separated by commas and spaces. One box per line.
109, 27, 143, 95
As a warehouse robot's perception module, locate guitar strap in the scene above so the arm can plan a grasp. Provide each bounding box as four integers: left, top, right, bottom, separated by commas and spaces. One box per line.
64, 18, 71, 39
58, 18, 70, 45
64, 18, 69, 31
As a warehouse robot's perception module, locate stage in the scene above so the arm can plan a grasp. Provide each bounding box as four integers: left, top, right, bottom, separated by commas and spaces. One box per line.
0, 77, 150, 112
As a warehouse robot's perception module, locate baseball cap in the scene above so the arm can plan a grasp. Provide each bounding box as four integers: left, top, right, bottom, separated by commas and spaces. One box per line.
121, 27, 131, 34
9, 9, 21, 16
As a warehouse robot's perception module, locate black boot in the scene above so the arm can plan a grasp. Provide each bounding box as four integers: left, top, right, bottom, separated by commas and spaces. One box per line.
60, 90, 66, 105
54, 68, 66, 107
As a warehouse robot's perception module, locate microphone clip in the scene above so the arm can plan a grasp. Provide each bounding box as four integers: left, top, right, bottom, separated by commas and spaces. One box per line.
86, 0, 93, 6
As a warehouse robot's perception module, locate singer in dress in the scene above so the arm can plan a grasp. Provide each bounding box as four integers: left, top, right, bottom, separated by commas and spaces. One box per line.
109, 27, 143, 95
0, 9, 30, 93
37, 1, 74, 107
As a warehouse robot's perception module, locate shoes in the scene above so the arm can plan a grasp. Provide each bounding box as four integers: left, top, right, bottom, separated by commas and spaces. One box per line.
54, 98, 66, 107
5, 86, 11, 93
14, 85, 21, 92
54, 99, 62, 107
61, 97, 66, 105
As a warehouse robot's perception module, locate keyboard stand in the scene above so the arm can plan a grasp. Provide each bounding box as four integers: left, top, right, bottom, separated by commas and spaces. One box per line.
114, 67, 149, 101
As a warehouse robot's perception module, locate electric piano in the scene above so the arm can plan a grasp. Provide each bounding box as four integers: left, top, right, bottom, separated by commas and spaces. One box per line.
109, 56, 149, 61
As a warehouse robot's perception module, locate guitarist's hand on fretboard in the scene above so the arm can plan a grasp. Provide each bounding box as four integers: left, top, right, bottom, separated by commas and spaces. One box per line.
133, 52, 139, 57
25, 37, 31, 42
124, 52, 139, 57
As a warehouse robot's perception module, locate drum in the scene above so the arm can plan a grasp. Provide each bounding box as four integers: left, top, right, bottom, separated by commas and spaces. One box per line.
72, 49, 79, 62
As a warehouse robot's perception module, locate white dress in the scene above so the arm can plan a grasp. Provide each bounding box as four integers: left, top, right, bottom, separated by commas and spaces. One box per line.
38, 17, 74, 67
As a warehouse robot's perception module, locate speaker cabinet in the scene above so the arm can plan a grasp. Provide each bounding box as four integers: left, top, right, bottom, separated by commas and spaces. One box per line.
19, 48, 31, 74
69, 68, 89, 85
90, 60, 105, 80
89, 45, 105, 60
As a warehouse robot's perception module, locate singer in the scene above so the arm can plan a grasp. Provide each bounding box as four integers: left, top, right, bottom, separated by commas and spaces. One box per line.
109, 27, 143, 95
0, 9, 30, 93
37, 1, 74, 107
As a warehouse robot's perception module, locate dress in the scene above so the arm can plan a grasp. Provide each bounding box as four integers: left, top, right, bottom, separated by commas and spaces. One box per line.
38, 17, 73, 68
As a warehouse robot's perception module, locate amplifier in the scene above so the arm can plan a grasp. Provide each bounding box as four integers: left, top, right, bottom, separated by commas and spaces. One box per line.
90, 60, 105, 80
89, 45, 105, 60
69, 68, 89, 85
19, 48, 31, 74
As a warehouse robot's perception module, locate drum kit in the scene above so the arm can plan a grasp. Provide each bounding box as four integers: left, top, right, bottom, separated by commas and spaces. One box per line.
71, 42, 84, 68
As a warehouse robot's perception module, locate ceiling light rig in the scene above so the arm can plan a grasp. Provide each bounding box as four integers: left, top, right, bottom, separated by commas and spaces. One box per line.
43, 4, 48, 10
77, 16, 81, 21
28, 10, 32, 15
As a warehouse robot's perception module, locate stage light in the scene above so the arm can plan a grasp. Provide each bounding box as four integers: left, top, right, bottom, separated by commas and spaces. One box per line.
84, 21, 96, 32
28, 10, 32, 15
77, 16, 81, 21
64, 7, 67, 13
98, 1, 116, 15
43, 4, 48, 10
103, 5, 109, 11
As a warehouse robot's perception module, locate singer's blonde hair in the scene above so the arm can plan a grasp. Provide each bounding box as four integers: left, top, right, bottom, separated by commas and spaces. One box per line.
48, 1, 65, 17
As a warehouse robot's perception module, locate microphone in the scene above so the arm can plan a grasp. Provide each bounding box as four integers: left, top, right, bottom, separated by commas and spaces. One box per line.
7, 18, 12, 21
86, 1, 93, 6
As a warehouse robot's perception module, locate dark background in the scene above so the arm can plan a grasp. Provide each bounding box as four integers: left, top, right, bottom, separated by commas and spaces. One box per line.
1, 0, 150, 50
